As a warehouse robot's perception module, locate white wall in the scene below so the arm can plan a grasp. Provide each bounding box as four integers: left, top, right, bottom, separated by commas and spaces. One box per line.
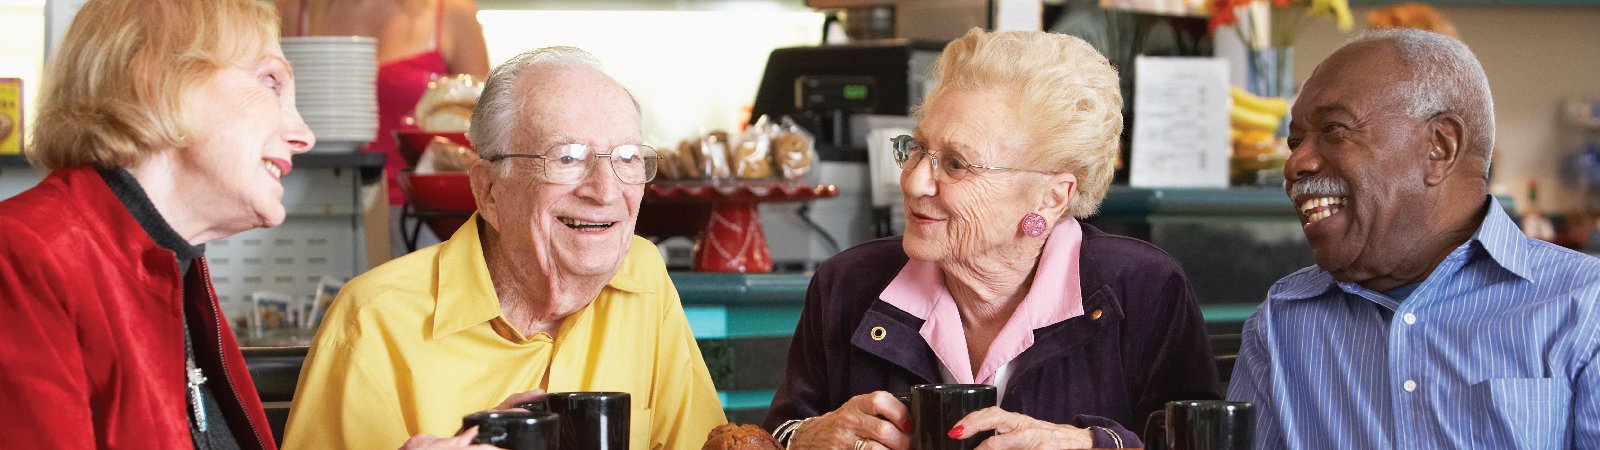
0, 2, 46, 136
475, 9, 824, 144
1290, 5, 1600, 213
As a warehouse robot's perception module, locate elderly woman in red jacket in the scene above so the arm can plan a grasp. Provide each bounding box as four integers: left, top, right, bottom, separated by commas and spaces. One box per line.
0, 0, 315, 448
764, 29, 1221, 449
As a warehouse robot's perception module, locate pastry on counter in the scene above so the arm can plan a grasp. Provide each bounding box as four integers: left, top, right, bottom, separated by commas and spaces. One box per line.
676, 138, 703, 179
413, 74, 483, 132
702, 423, 782, 450
733, 133, 774, 179
774, 130, 814, 180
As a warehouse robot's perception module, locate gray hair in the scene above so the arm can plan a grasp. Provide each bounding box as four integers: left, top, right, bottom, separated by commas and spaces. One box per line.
1345, 29, 1495, 178
468, 46, 639, 160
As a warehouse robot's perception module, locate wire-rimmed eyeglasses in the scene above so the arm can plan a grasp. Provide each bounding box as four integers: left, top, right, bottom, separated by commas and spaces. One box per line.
890, 135, 1056, 181
487, 143, 659, 185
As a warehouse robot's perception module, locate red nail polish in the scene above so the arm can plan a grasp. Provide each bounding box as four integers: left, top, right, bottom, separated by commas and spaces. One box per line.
947, 426, 964, 439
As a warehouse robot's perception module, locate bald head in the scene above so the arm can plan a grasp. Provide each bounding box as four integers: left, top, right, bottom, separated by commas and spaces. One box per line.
1338, 29, 1495, 178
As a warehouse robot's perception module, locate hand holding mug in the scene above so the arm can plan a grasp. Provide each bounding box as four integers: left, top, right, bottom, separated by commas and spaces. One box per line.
493, 390, 547, 412
791, 391, 911, 450
398, 426, 499, 450
948, 407, 1092, 450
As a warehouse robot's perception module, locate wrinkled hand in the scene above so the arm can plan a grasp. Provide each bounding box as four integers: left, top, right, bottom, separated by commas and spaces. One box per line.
396, 391, 550, 450
791, 391, 911, 450
398, 427, 498, 450
950, 407, 1094, 450
490, 389, 547, 411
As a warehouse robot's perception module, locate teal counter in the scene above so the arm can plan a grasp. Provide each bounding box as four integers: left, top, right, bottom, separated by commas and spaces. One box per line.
675, 272, 1260, 340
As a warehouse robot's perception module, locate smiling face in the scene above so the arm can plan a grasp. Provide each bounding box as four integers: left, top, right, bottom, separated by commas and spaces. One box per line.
901, 87, 1052, 265
178, 41, 315, 232
1285, 42, 1439, 284
473, 65, 644, 290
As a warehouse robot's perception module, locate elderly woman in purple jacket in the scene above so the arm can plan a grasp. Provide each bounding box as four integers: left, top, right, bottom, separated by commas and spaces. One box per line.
763, 29, 1220, 449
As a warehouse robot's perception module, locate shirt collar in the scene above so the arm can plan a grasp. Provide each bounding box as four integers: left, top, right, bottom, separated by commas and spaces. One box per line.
880, 218, 1086, 324
878, 218, 1086, 384
1272, 195, 1527, 302
430, 215, 653, 339
1468, 196, 1534, 282
97, 166, 205, 267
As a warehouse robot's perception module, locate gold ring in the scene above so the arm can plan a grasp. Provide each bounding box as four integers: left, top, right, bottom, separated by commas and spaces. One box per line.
854, 438, 868, 450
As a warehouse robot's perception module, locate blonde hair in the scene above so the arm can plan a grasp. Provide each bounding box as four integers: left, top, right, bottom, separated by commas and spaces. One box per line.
920, 28, 1123, 219
28, 0, 279, 170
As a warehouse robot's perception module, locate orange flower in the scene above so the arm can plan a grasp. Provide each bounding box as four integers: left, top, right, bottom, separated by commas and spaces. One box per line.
1208, 0, 1244, 33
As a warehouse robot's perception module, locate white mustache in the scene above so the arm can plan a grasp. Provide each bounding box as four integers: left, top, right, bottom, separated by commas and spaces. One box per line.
1288, 176, 1350, 201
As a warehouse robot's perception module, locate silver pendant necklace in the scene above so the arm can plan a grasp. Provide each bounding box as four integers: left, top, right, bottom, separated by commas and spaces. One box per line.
187, 357, 208, 432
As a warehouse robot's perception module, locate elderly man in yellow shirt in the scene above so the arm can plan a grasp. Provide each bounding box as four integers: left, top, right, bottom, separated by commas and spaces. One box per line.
282, 46, 726, 450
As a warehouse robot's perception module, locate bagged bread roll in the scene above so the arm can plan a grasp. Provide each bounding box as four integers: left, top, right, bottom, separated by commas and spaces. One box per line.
655, 143, 682, 180
416, 137, 476, 173
775, 116, 816, 180
732, 133, 773, 179
413, 74, 483, 132
699, 131, 733, 180
676, 139, 703, 179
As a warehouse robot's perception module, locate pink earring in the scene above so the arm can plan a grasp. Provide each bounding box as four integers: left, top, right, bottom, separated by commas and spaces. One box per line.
1020, 212, 1047, 238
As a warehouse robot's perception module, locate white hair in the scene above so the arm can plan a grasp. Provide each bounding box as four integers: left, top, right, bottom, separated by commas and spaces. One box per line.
467, 46, 639, 161
921, 28, 1122, 219
1345, 29, 1495, 178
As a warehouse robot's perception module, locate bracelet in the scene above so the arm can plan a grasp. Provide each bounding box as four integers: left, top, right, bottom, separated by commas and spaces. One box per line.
773, 417, 815, 449
1089, 425, 1124, 448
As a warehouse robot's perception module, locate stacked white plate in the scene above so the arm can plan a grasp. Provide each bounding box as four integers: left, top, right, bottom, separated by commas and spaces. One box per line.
281, 36, 378, 153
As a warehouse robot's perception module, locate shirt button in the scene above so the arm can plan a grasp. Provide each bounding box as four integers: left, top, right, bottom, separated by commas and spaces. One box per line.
1403, 380, 1418, 392
1403, 313, 1417, 325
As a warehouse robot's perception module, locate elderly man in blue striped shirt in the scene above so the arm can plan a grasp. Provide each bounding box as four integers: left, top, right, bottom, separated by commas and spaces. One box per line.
1227, 28, 1600, 450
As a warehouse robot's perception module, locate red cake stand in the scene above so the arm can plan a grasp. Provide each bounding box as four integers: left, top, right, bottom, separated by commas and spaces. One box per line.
642, 181, 838, 273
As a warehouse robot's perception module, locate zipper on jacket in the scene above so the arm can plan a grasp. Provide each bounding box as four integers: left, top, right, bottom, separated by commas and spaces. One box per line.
198, 259, 269, 449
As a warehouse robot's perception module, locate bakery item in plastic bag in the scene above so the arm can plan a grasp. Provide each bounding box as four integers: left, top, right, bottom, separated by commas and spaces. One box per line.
413, 74, 484, 132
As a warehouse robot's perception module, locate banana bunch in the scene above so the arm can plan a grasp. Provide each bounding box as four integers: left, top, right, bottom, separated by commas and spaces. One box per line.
1229, 86, 1290, 136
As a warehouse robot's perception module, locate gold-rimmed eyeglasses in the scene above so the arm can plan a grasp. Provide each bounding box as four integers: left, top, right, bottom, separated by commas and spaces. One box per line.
488, 143, 659, 185
890, 135, 1056, 181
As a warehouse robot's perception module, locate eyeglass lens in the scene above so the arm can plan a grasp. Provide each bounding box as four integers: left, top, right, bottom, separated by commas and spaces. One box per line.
543, 143, 657, 184
890, 135, 974, 180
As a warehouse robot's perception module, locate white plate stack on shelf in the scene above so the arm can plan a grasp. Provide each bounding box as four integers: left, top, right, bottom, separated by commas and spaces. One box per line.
281, 36, 378, 153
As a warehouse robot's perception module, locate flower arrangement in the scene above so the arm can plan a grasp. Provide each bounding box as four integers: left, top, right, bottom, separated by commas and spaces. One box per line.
1208, 0, 1351, 185
1209, 0, 1354, 47
1207, 0, 1353, 97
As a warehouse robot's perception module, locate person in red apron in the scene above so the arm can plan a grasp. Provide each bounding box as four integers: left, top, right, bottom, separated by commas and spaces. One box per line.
280, 0, 490, 256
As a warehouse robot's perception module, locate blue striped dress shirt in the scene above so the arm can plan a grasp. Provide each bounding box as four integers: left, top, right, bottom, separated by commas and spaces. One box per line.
1227, 197, 1600, 450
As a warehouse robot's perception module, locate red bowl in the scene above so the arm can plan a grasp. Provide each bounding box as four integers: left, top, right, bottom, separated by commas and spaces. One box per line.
394, 130, 473, 168
398, 171, 477, 237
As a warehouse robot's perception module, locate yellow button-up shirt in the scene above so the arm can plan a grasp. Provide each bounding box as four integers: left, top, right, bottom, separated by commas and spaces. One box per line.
282, 217, 726, 449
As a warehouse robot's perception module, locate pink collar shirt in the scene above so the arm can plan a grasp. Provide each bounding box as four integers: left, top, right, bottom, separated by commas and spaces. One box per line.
880, 218, 1086, 396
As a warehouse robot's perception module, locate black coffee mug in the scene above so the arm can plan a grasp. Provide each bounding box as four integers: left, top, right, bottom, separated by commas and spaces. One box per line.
462, 411, 561, 450
1143, 410, 1168, 450
1164, 400, 1253, 450
521, 392, 630, 450
911, 384, 996, 450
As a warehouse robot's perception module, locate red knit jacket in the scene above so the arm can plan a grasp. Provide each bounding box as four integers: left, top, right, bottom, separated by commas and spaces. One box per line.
0, 166, 275, 449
